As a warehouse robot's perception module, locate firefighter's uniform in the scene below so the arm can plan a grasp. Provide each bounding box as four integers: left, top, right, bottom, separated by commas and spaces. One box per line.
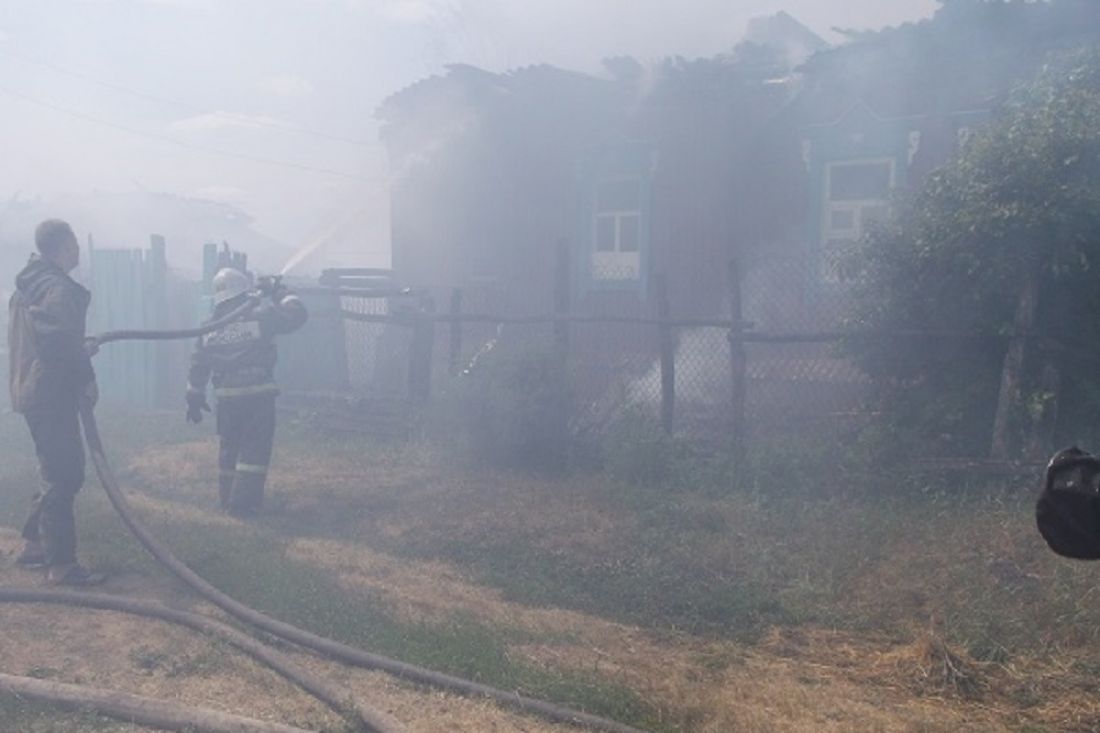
187, 272, 307, 515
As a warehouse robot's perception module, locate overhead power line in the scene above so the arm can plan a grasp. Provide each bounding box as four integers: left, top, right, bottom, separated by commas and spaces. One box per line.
0, 83, 373, 182
0, 47, 374, 147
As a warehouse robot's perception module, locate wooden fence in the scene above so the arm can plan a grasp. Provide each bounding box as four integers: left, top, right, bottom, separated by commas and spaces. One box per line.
87, 234, 199, 409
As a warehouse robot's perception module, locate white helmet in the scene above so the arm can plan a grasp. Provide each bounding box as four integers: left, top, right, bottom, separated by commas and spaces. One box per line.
212, 267, 251, 306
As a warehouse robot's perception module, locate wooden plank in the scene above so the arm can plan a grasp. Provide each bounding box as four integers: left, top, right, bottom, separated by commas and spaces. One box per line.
137, 247, 154, 407
104, 250, 120, 404
123, 251, 139, 406
203, 242, 218, 293
89, 244, 167, 409
149, 235, 170, 407
136, 248, 153, 407
120, 251, 134, 406
97, 251, 119, 404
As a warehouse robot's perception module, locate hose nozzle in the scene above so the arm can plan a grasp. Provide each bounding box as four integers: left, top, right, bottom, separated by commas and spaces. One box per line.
255, 275, 283, 297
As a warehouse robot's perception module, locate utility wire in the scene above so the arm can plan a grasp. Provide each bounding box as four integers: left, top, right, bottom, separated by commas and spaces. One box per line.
0, 83, 372, 182
0, 47, 374, 147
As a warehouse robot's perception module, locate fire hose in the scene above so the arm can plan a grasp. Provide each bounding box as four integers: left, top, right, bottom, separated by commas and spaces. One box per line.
0, 671, 316, 733
5, 290, 651, 733
0, 587, 402, 733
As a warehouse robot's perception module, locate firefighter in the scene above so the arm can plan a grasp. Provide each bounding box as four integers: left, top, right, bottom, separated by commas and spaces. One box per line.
186, 268, 307, 516
9, 219, 105, 586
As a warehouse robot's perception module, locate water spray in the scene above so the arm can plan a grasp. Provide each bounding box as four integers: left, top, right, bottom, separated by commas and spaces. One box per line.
278, 206, 367, 277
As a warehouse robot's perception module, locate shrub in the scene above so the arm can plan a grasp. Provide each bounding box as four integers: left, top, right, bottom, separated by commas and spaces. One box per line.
602, 407, 680, 486
459, 337, 572, 473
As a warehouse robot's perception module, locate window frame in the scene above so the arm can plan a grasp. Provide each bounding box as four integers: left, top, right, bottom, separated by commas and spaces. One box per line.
821, 157, 896, 283
591, 177, 644, 283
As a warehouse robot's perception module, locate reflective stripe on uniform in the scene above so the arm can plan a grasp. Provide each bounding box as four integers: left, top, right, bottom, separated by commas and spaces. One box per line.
236, 463, 268, 475
214, 383, 279, 398
279, 294, 302, 306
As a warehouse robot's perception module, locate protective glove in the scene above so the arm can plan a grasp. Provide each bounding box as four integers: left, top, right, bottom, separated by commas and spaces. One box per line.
81, 380, 99, 409
255, 275, 285, 302
186, 392, 211, 424
83, 337, 100, 358
270, 283, 292, 304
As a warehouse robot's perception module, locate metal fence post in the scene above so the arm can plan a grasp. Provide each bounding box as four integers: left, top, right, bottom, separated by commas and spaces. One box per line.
655, 273, 675, 435
727, 258, 747, 458
409, 295, 435, 405
554, 239, 571, 367
449, 288, 463, 376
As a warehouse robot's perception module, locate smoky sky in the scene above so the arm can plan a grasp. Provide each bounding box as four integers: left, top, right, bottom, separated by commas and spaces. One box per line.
0, 0, 936, 273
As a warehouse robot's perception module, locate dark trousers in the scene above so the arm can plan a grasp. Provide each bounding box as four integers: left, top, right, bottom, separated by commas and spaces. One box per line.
21, 397, 85, 566
216, 393, 276, 515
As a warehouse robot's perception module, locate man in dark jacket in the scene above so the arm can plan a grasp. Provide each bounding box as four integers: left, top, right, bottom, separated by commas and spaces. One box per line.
9, 219, 104, 586
186, 268, 307, 516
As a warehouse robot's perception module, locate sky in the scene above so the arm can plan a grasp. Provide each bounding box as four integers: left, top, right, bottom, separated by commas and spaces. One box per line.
0, 0, 938, 274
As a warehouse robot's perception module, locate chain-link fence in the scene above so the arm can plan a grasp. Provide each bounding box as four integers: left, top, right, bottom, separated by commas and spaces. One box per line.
564, 322, 869, 447
287, 248, 1069, 467
340, 292, 412, 395
323, 252, 883, 452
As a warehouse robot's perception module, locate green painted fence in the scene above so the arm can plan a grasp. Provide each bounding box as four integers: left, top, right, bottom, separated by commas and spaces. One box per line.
87, 235, 202, 409
88, 238, 356, 409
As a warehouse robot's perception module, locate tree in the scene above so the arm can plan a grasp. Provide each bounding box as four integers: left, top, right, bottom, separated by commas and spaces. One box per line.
844, 49, 1100, 458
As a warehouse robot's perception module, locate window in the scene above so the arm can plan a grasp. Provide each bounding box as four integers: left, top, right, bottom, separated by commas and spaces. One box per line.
822, 159, 894, 282
592, 178, 642, 281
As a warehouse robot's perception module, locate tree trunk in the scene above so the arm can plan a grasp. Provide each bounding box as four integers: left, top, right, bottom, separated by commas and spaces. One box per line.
991, 260, 1041, 460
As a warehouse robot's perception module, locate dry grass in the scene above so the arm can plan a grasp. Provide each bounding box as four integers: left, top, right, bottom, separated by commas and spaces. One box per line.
0, 528, 583, 733
287, 534, 1095, 732
871, 633, 986, 698
10, 515, 1020, 733
7, 423, 1100, 732
0, 531, 344, 732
